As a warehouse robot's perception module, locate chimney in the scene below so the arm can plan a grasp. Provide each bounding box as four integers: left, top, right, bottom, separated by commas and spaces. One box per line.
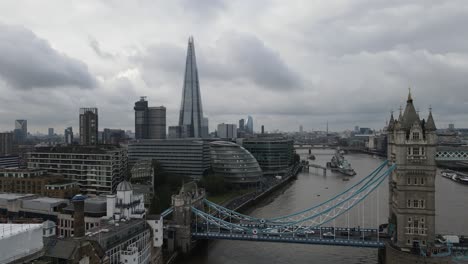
72, 194, 86, 238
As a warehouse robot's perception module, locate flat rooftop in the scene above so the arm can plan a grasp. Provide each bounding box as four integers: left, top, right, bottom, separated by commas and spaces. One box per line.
0, 223, 43, 239
0, 193, 36, 201
86, 218, 147, 250
33, 145, 123, 154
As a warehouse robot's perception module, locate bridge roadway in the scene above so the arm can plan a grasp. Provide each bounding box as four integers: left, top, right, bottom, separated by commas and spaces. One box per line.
192, 225, 386, 248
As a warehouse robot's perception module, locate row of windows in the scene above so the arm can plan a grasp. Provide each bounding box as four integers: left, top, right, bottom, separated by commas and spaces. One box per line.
407, 147, 425, 156
407, 177, 425, 185
407, 199, 425, 208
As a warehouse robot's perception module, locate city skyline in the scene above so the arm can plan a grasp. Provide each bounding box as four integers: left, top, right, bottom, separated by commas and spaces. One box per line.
0, 1, 467, 133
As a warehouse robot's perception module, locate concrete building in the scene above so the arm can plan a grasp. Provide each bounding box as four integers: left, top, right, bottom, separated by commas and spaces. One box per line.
178, 37, 205, 138
210, 141, 262, 184
0, 168, 79, 198
0, 132, 13, 156
0, 193, 69, 222
134, 97, 166, 140
128, 139, 211, 179
202, 117, 209, 138
0, 155, 20, 169
386, 91, 442, 261
217, 123, 237, 139
79, 107, 98, 145
27, 145, 128, 196
48, 128, 54, 137
243, 136, 295, 177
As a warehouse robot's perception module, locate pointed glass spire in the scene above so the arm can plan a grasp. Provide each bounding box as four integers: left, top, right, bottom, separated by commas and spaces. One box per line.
178, 36, 204, 138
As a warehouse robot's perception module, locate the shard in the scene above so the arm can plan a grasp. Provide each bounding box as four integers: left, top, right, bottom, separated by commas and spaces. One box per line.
178, 36, 204, 138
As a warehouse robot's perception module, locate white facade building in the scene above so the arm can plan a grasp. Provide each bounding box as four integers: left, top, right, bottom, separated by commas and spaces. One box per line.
217, 123, 237, 139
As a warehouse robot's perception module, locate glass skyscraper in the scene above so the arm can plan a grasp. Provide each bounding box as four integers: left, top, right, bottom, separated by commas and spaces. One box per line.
178, 37, 205, 138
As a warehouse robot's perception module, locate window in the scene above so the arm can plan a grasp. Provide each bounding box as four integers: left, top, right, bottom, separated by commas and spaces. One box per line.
413, 147, 420, 155
420, 200, 425, 208
413, 132, 420, 140
420, 178, 425, 185
413, 200, 419, 208
407, 200, 411, 208
421, 147, 425, 155
414, 178, 418, 184
407, 177, 411, 185
407, 148, 411, 155
408, 217, 412, 222
407, 239, 411, 245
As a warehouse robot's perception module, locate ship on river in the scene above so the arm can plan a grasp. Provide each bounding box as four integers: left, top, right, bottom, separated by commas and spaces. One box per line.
327, 149, 356, 176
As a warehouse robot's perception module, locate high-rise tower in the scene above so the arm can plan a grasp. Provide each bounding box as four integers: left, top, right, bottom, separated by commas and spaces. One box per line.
386, 90, 437, 250
134, 97, 166, 139
178, 37, 204, 138
79, 108, 98, 145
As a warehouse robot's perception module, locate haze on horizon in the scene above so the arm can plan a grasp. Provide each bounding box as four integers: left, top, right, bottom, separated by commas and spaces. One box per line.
0, 0, 467, 134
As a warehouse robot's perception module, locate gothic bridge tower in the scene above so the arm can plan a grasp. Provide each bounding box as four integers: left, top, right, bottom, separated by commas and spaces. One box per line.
387, 90, 437, 249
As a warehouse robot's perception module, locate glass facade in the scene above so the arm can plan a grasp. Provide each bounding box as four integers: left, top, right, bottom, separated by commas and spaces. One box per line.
210, 141, 262, 184
243, 137, 295, 177
178, 37, 204, 138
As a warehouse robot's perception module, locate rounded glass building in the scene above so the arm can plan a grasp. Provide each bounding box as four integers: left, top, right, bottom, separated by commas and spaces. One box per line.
210, 141, 262, 184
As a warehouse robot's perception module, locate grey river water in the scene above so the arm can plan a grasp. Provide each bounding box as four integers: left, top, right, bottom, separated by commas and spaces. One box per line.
183, 149, 468, 264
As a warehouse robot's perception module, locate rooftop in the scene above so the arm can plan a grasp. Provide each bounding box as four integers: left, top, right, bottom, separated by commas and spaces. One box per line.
0, 193, 36, 201
85, 218, 147, 250
0, 223, 43, 239
33, 145, 124, 154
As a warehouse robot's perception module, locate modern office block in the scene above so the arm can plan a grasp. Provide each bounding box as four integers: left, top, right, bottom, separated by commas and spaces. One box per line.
128, 139, 211, 179
217, 123, 237, 139
0, 132, 13, 156
64, 127, 74, 144
134, 97, 166, 139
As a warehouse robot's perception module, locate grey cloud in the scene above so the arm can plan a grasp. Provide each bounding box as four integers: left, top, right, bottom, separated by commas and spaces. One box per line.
303, 0, 468, 55
0, 23, 96, 89
135, 32, 301, 92
88, 36, 115, 60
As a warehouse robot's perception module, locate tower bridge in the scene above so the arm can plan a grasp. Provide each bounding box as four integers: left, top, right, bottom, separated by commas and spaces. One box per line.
161, 92, 465, 263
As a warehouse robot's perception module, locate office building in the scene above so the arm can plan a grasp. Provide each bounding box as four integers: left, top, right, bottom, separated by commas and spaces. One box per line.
243, 136, 295, 177
0, 155, 20, 168
14, 119, 27, 143
299, 125, 303, 133
79, 107, 98, 145
245, 116, 254, 134
239, 119, 245, 131
449, 123, 455, 131
64, 126, 73, 144
210, 141, 262, 184
0, 168, 79, 198
103, 128, 127, 144
217, 123, 237, 139
202, 117, 209, 138
178, 37, 205, 138
134, 97, 167, 139
0, 132, 13, 156
48, 128, 54, 137
27, 145, 127, 196
128, 139, 211, 179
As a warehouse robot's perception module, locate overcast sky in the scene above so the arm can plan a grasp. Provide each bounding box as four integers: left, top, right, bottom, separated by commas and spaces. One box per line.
0, 0, 467, 134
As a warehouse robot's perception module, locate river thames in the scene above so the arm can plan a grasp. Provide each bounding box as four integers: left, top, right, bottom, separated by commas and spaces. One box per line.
183, 149, 468, 264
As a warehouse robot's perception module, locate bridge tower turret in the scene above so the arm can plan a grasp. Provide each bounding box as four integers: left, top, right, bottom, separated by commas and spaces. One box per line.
386, 90, 439, 253
171, 181, 205, 253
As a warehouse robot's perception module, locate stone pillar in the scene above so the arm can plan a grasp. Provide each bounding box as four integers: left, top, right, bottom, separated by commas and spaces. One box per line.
171, 182, 205, 254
